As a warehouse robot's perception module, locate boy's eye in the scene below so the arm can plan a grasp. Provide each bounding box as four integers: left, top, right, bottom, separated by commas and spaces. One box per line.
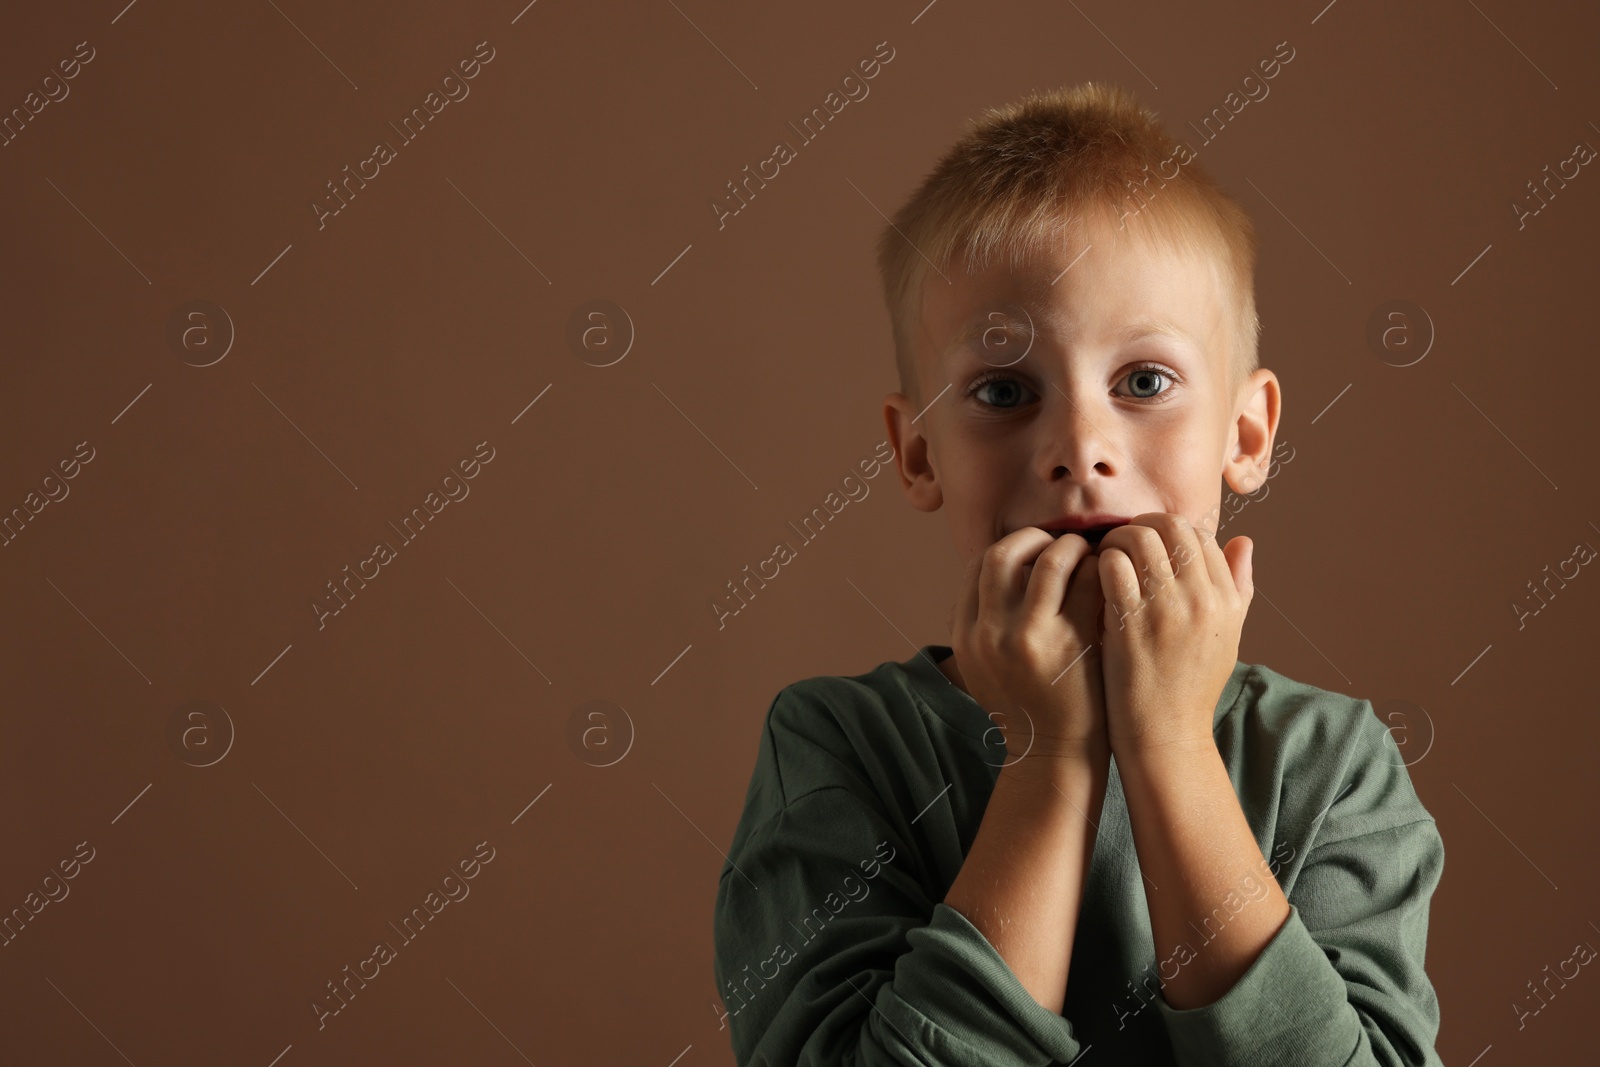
967, 374, 1036, 409
964, 364, 1180, 409
1124, 367, 1170, 399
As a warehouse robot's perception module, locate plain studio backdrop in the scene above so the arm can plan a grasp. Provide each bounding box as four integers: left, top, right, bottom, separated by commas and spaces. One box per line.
0, 1, 1595, 1063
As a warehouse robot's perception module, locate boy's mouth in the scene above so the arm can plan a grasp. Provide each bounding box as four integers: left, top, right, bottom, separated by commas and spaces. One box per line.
1055, 526, 1113, 546
1017, 518, 1132, 550
1030, 518, 1132, 550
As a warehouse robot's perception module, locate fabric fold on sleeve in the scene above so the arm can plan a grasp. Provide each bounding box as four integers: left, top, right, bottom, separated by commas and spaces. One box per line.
1156, 816, 1446, 1067
1156, 904, 1360, 1067
714, 786, 1087, 1067
895, 902, 1087, 1064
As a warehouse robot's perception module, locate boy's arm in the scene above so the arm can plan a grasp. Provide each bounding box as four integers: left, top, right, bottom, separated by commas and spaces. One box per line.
1093, 517, 1445, 1064
1119, 709, 1446, 1067
1116, 739, 1292, 1011
942, 738, 1111, 1015
714, 740, 1106, 1067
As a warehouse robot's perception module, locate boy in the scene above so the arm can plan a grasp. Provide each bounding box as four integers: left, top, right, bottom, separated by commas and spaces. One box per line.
712, 83, 1444, 1066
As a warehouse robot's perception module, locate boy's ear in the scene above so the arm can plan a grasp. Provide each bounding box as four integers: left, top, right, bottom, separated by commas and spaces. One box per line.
1222, 368, 1281, 495
883, 391, 943, 513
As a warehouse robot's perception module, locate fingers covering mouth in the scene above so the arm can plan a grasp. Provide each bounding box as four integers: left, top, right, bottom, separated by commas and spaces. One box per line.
1049, 524, 1122, 546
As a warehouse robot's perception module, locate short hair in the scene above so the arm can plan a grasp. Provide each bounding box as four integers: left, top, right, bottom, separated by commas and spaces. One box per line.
875, 82, 1262, 406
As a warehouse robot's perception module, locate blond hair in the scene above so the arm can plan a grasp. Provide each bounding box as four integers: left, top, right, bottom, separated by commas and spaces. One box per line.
875, 82, 1261, 404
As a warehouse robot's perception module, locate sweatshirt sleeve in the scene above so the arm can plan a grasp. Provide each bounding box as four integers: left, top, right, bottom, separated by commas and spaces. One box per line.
1155, 706, 1447, 1067
713, 784, 1088, 1066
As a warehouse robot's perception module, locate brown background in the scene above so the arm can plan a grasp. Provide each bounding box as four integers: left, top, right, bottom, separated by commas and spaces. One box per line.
1, 0, 1595, 1063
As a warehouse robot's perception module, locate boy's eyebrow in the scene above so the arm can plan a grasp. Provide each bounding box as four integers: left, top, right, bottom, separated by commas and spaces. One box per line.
942, 308, 1204, 363
1116, 317, 1205, 352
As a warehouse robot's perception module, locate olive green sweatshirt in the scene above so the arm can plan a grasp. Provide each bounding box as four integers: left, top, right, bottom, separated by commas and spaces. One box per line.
712, 644, 1445, 1066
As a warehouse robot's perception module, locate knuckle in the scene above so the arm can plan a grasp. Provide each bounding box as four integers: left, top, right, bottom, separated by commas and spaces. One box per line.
1035, 550, 1073, 576
983, 540, 1015, 567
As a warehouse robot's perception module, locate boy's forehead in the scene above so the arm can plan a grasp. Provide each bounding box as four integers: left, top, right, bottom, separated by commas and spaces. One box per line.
919, 234, 1232, 380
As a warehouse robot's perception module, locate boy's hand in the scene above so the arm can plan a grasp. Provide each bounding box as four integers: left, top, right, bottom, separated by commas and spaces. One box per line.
1094, 513, 1254, 756
948, 528, 1109, 758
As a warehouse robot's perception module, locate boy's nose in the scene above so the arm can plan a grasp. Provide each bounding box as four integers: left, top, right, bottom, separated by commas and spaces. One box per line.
1043, 391, 1115, 481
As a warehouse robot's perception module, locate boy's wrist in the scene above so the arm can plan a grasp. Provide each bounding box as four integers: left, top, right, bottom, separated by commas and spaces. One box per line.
1112, 731, 1220, 778
998, 735, 1112, 787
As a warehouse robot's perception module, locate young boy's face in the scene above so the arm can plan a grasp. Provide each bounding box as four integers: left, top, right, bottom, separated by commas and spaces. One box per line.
884, 210, 1280, 564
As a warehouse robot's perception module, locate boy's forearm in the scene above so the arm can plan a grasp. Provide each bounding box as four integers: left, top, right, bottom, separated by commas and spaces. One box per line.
941, 741, 1111, 1016
1115, 737, 1291, 1010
